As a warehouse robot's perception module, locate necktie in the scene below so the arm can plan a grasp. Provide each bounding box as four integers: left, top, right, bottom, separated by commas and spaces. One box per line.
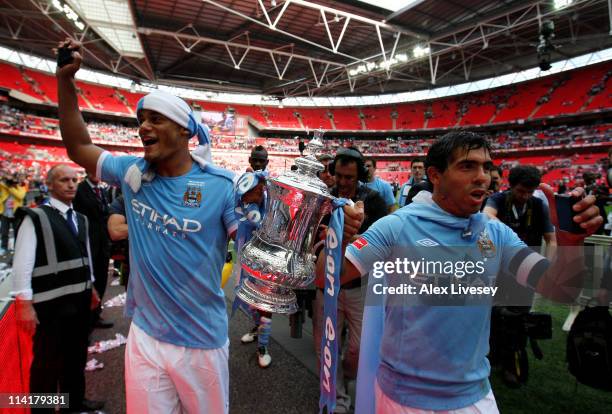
94, 186, 102, 201
66, 208, 78, 237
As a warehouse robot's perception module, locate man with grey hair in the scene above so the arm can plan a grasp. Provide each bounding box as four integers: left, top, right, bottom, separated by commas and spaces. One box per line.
12, 164, 103, 412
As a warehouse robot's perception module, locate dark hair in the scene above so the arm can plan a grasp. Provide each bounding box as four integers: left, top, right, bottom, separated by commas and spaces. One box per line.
365, 157, 377, 168
317, 153, 333, 162
508, 165, 541, 188
582, 171, 597, 186
411, 157, 425, 166
330, 147, 368, 182
425, 131, 492, 173
491, 165, 503, 176
250, 145, 268, 157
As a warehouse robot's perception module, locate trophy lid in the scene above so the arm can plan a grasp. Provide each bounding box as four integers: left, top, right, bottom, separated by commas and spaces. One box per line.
272, 132, 332, 198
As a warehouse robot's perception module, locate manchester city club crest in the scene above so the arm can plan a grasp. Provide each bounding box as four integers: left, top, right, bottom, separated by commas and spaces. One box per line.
476, 229, 496, 258
183, 182, 203, 208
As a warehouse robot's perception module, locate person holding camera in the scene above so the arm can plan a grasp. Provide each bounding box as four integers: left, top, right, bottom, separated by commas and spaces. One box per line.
318, 132, 602, 413
0, 173, 27, 253
54, 38, 261, 414
483, 165, 556, 387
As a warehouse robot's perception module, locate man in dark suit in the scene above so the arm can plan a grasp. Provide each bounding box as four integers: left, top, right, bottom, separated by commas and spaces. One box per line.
73, 171, 113, 329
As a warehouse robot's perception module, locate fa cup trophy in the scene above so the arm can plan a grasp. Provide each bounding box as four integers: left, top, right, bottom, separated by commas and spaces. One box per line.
236, 133, 333, 314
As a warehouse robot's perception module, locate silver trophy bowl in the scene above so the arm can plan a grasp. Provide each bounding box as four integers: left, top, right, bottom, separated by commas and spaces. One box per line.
236, 136, 333, 314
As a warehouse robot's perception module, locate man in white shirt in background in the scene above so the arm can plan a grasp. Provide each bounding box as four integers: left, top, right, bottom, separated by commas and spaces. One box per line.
12, 164, 103, 413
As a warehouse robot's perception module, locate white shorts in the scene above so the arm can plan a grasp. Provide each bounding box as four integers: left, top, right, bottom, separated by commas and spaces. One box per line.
125, 323, 229, 414
375, 379, 499, 414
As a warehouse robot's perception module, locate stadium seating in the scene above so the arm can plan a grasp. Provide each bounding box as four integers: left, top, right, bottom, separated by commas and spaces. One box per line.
330, 108, 362, 130
535, 65, 609, 117
23, 68, 57, 103
1, 61, 610, 131
298, 108, 332, 130
459, 90, 509, 126
362, 106, 393, 130
427, 98, 459, 129
265, 107, 299, 128
77, 81, 130, 113
395, 102, 427, 129
235, 105, 267, 126
0, 64, 45, 101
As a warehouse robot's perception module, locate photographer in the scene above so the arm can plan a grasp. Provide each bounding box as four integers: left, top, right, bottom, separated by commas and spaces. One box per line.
483, 165, 556, 387
0, 173, 27, 253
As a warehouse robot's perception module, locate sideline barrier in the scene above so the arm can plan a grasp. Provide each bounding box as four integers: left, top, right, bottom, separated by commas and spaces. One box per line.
0, 301, 32, 414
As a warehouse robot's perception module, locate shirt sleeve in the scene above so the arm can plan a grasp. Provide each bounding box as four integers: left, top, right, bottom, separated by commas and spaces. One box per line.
383, 182, 396, 207
345, 214, 402, 276
485, 193, 502, 210
97, 151, 138, 187
223, 182, 238, 237
11, 216, 36, 300
109, 196, 125, 216
541, 201, 555, 233
497, 222, 549, 289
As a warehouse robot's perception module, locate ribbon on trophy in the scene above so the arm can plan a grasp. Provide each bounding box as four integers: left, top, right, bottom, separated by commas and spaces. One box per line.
319, 198, 352, 414
231, 171, 268, 316
354, 284, 385, 414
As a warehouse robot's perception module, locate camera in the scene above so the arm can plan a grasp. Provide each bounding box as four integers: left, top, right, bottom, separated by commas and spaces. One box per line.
57, 45, 76, 68
555, 194, 586, 234
537, 20, 555, 71
540, 20, 555, 38
523, 312, 553, 340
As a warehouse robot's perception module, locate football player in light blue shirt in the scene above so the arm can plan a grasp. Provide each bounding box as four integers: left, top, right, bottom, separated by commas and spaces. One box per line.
55, 39, 261, 414
318, 132, 602, 413
398, 157, 426, 208
364, 157, 397, 213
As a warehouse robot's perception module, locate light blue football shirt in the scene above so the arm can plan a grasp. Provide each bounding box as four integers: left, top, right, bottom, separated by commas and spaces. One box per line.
99, 152, 237, 349
397, 179, 416, 208
365, 177, 396, 208
346, 201, 547, 410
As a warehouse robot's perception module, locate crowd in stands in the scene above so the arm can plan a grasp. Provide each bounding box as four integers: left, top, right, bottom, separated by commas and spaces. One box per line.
0, 137, 608, 195
0, 60, 610, 132
2, 104, 609, 156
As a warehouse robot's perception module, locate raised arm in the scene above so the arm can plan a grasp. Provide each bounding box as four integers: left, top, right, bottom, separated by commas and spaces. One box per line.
56, 38, 104, 174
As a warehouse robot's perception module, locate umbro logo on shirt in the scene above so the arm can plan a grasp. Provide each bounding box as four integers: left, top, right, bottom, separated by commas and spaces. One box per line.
416, 238, 439, 247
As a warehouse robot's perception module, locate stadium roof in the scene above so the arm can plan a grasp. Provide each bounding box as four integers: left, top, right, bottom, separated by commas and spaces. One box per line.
0, 0, 611, 98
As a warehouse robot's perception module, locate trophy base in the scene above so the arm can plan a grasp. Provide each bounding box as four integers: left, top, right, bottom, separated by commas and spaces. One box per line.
235, 278, 299, 314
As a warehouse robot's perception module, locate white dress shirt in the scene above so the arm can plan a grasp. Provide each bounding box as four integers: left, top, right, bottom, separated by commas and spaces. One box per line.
11, 197, 95, 300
